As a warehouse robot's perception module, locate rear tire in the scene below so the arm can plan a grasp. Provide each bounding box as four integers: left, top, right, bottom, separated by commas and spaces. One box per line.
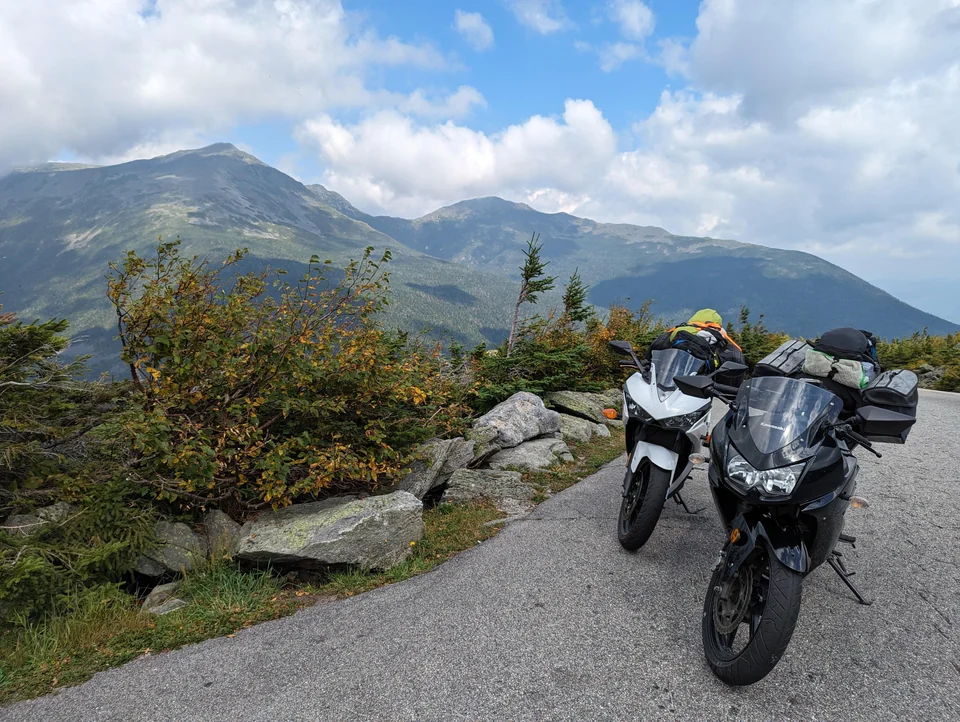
702, 546, 803, 686
617, 461, 671, 551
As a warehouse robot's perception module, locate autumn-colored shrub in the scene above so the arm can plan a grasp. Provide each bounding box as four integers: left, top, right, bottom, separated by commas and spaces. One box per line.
875, 331, 960, 391
107, 240, 470, 513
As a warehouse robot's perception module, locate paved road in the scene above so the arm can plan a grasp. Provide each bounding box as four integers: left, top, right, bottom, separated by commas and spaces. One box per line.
6, 391, 960, 721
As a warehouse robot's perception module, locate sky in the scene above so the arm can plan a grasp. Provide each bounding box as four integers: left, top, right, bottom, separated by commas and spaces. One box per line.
1, 0, 959, 322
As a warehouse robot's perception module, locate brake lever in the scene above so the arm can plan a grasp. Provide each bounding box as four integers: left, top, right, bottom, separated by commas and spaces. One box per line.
834, 424, 882, 458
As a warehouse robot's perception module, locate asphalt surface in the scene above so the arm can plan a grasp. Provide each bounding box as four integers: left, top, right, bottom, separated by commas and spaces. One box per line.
5, 390, 959, 721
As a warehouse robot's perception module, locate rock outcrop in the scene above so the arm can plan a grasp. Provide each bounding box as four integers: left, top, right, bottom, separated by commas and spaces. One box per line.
487, 438, 574, 470
441, 469, 535, 514
472, 392, 561, 449
236, 491, 424, 570
136, 521, 206, 577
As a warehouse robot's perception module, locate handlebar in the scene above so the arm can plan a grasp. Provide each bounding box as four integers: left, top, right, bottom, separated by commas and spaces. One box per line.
834, 423, 882, 458
712, 383, 740, 398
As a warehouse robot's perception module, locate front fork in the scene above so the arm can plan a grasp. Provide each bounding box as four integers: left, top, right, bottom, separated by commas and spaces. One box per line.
714, 513, 809, 583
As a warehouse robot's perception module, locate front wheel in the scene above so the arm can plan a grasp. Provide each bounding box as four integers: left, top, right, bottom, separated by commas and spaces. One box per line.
617, 460, 671, 551
702, 545, 803, 686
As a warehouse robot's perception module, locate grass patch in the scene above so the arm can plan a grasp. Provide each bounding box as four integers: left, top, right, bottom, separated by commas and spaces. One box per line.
0, 427, 624, 706
0, 566, 308, 705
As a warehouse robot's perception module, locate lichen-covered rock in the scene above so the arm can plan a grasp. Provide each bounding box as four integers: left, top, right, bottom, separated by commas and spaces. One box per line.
140, 581, 180, 614
1, 502, 75, 538
558, 413, 595, 444
136, 521, 206, 577
205, 510, 243, 557
915, 364, 945, 389
399, 437, 475, 499
545, 390, 620, 424
600, 388, 623, 411
236, 491, 423, 570
594, 423, 612, 438
442, 469, 534, 514
472, 392, 561, 449
465, 426, 501, 466
36, 502, 74, 523
1, 513, 43, 538
488, 438, 574, 470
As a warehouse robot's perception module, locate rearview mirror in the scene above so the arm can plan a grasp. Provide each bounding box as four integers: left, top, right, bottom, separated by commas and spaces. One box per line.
608, 340, 633, 356
717, 360, 748, 374
674, 375, 714, 399
856, 405, 916, 444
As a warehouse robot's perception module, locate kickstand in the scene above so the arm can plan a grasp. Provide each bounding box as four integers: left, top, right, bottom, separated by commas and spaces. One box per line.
672, 492, 706, 515
828, 550, 873, 606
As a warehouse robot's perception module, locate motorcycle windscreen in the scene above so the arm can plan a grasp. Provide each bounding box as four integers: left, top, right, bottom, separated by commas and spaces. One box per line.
731, 376, 842, 454
651, 349, 706, 400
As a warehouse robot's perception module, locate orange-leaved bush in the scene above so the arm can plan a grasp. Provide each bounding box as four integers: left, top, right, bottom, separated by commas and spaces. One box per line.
107, 240, 470, 514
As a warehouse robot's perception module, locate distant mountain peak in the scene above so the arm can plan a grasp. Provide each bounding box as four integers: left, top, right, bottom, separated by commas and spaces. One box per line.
152, 142, 265, 167
306, 184, 363, 218
417, 196, 537, 223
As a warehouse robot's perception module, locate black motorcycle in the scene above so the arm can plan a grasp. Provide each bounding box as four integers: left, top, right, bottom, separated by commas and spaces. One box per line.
674, 372, 917, 686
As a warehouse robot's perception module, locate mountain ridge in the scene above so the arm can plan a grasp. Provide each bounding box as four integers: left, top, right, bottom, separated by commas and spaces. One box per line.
1, 143, 956, 375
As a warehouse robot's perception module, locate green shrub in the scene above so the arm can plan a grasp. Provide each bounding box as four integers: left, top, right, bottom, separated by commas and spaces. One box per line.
106, 240, 470, 513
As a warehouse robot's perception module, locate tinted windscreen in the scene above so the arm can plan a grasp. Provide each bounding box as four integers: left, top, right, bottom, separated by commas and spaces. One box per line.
732, 376, 842, 454
651, 349, 706, 392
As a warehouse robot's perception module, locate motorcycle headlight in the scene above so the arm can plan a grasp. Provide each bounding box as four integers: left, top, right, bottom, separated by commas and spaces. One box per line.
726, 453, 805, 496
659, 407, 709, 429
624, 394, 653, 423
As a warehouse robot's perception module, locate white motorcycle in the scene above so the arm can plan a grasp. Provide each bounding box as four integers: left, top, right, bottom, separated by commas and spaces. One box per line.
608, 340, 746, 550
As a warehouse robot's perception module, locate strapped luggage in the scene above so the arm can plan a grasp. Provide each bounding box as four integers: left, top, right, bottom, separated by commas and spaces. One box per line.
803, 328, 880, 390
754, 339, 810, 378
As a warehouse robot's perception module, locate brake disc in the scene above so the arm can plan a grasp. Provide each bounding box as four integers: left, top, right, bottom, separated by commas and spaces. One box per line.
713, 565, 754, 635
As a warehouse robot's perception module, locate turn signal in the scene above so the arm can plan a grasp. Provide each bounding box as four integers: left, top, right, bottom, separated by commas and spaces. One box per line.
689, 453, 709, 465
602, 408, 618, 419
729, 528, 741, 544
850, 496, 870, 509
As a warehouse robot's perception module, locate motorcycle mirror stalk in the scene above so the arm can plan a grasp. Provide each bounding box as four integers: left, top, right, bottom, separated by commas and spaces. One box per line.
608, 339, 646, 371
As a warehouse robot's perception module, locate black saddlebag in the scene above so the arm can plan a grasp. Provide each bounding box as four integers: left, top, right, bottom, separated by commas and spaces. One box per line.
753, 339, 810, 378
859, 369, 919, 443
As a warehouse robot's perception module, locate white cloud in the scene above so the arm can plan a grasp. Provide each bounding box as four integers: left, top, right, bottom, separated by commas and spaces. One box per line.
397, 86, 487, 119
589, 1, 654, 71
687, 0, 960, 122
453, 10, 494, 51
300, 0, 960, 285
507, 0, 572, 34
598, 42, 645, 72
297, 99, 616, 217
3, 0, 959, 295
0, 0, 449, 171
608, 0, 654, 40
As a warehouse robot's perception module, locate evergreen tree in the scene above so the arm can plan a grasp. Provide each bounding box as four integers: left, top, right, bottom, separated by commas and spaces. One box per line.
562, 268, 591, 324
507, 232, 556, 356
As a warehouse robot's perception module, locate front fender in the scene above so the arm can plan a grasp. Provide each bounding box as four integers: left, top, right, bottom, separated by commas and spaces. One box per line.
719, 513, 809, 581
629, 440, 679, 474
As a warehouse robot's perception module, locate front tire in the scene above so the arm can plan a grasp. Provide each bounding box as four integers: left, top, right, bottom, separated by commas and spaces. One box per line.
617, 460, 671, 551
702, 545, 803, 686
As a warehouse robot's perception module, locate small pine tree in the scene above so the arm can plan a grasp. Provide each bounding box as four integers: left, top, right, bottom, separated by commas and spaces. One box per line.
506, 232, 556, 356
562, 268, 591, 324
